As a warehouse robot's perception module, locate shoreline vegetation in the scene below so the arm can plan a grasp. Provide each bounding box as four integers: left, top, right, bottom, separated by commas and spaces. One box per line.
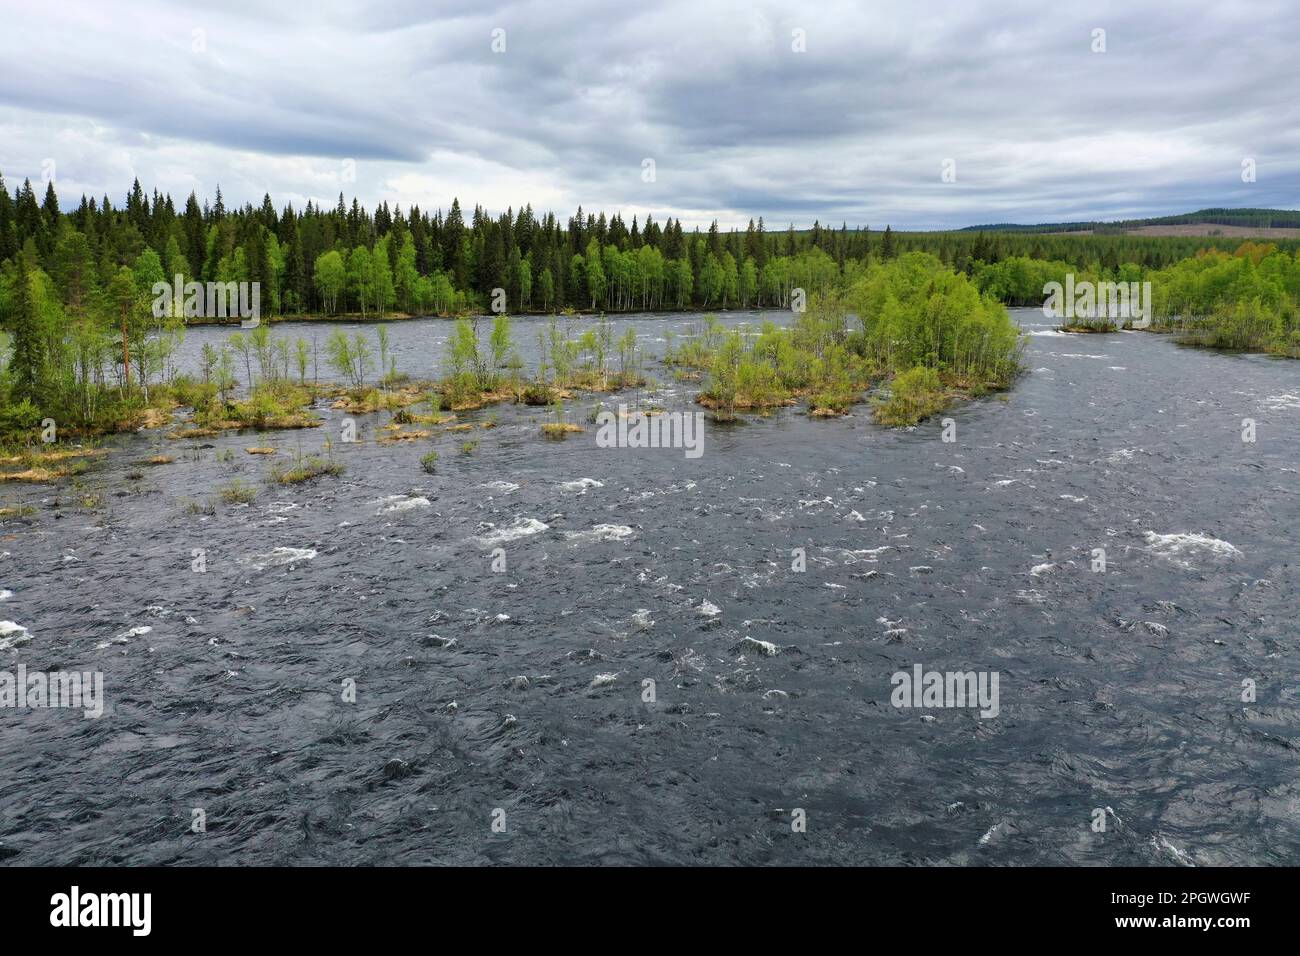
977, 245, 1300, 355
176, 303, 782, 325
1, 177, 1298, 484
666, 253, 1023, 424
0, 251, 1024, 486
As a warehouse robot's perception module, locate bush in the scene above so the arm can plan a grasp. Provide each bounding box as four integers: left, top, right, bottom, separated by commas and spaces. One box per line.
874, 366, 948, 426
0, 398, 42, 439
218, 479, 258, 504
521, 382, 555, 406
851, 253, 1024, 388
271, 453, 344, 484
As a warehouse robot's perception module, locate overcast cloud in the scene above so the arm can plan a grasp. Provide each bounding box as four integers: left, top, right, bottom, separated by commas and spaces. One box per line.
0, 0, 1296, 229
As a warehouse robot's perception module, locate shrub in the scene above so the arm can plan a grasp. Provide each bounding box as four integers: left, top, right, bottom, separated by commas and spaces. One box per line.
271, 453, 345, 484
0, 398, 42, 439
219, 479, 258, 504
874, 366, 948, 426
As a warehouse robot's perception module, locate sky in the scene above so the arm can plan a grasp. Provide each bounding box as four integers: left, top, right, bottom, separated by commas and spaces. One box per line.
0, 0, 1297, 231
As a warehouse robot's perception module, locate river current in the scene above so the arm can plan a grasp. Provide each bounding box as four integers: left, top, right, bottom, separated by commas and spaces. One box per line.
1, 309, 1297, 865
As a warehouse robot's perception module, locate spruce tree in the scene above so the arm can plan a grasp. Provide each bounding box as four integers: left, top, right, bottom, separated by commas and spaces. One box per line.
8, 252, 46, 403
15, 179, 44, 254
0, 172, 16, 262
183, 192, 206, 279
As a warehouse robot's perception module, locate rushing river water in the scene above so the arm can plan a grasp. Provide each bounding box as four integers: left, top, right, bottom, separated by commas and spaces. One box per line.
1, 308, 1297, 866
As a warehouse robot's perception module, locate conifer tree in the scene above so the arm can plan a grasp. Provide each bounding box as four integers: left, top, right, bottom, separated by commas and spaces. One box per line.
0, 172, 17, 263
8, 251, 47, 403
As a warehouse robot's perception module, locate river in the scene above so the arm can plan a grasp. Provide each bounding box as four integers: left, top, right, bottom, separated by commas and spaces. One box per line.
1, 308, 1297, 865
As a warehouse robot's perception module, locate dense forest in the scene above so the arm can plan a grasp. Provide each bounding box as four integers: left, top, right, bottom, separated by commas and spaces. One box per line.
7, 174, 1295, 327
960, 207, 1300, 233
0, 174, 1297, 446
0, 172, 865, 322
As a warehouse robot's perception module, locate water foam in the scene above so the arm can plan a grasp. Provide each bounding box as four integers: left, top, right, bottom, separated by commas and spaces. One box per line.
564, 524, 634, 543
250, 546, 318, 570
376, 494, 432, 514
1144, 531, 1241, 568
0, 621, 32, 650
474, 517, 549, 547
560, 478, 604, 493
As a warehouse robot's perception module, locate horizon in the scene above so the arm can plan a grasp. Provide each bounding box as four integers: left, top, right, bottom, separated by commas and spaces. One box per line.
9, 172, 1299, 235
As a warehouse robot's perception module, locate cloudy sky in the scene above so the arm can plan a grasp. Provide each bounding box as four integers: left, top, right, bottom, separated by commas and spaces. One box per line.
1, 0, 1296, 230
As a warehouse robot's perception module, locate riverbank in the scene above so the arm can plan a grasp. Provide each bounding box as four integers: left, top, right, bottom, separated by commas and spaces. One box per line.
0, 259, 1026, 456
1053, 318, 1300, 358
182, 304, 764, 327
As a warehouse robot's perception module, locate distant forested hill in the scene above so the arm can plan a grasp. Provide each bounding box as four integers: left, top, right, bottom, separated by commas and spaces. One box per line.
962, 208, 1300, 234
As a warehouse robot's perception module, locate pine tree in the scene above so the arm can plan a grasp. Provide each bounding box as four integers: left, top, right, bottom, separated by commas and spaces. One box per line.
15, 179, 45, 254
53, 227, 99, 315
41, 180, 60, 226
106, 266, 139, 389
283, 238, 307, 313
181, 193, 205, 278
0, 172, 16, 262
444, 198, 467, 290
8, 252, 47, 402
247, 227, 275, 311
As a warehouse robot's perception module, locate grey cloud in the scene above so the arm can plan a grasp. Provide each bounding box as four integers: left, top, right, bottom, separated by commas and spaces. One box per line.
0, 0, 1296, 229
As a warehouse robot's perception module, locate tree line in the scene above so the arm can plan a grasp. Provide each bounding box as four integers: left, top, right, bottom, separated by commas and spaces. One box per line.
0, 172, 895, 321
2, 171, 1297, 439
